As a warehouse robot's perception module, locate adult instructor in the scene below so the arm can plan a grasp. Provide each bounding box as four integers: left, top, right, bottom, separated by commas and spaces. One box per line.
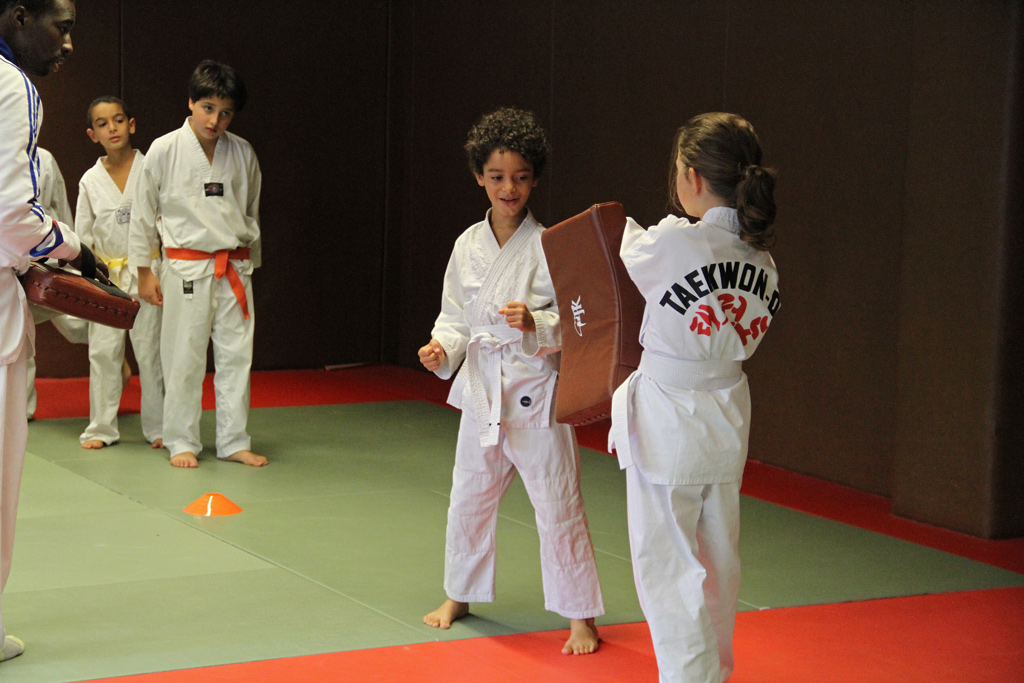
1, 0, 103, 662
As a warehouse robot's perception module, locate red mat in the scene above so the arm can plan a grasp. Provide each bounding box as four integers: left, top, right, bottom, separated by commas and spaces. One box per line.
80, 587, 1024, 683
31, 365, 452, 420
731, 586, 1024, 683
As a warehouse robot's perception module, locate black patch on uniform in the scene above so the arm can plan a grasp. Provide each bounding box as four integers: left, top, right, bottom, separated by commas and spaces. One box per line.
204, 182, 224, 197
520, 396, 532, 407
183, 280, 193, 295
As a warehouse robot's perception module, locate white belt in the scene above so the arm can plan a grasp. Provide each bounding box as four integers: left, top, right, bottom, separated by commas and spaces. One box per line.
609, 352, 742, 469
466, 324, 523, 447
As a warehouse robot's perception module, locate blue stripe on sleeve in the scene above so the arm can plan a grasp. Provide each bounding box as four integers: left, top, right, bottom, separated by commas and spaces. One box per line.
29, 222, 65, 258
12, 58, 47, 226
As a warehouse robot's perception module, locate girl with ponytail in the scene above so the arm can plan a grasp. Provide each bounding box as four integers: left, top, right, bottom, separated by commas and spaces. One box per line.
672, 112, 777, 249
608, 112, 780, 682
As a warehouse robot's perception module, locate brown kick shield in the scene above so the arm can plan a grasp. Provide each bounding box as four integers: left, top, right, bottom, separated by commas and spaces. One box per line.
19, 262, 140, 330
541, 202, 644, 425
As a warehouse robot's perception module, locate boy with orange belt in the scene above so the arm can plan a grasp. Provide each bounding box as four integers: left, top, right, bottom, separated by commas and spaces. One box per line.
129, 60, 266, 469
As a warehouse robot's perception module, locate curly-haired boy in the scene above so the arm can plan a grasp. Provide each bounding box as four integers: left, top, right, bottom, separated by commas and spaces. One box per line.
419, 107, 604, 654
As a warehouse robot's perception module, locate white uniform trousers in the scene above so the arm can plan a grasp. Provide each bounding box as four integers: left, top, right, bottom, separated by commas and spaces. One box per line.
160, 269, 253, 459
1, 344, 29, 643
80, 291, 163, 445
26, 314, 87, 419
627, 465, 741, 683
444, 410, 604, 620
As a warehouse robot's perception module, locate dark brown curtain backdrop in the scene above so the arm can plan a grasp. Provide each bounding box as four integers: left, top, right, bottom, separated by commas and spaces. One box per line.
29, 0, 1023, 538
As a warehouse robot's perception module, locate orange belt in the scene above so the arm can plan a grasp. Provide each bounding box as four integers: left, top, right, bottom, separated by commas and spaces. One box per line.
164, 247, 251, 319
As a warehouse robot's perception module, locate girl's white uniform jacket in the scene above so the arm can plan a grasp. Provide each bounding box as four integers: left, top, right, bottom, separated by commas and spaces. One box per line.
128, 119, 261, 277
609, 207, 780, 484
432, 209, 562, 443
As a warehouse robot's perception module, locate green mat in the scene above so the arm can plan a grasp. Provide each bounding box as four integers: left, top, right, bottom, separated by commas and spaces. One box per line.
2, 402, 1019, 682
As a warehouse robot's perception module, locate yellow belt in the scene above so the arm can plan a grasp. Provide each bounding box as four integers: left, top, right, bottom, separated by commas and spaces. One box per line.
96, 252, 159, 290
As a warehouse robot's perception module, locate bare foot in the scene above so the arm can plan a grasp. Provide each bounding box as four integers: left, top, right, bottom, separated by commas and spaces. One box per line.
121, 358, 132, 387
150, 438, 165, 449
423, 599, 469, 629
81, 439, 107, 449
563, 618, 599, 655
223, 450, 268, 467
170, 452, 199, 468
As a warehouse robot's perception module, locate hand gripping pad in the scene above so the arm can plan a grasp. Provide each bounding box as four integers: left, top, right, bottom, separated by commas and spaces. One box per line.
541, 202, 644, 425
19, 262, 140, 330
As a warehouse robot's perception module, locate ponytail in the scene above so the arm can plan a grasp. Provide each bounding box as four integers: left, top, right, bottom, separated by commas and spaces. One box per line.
672, 113, 778, 251
736, 164, 777, 250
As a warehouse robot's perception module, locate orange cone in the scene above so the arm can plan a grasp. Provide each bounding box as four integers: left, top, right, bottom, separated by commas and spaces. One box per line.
184, 493, 242, 517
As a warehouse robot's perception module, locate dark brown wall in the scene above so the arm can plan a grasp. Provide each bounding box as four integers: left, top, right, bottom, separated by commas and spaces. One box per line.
892, 0, 1023, 538
27, 1, 1022, 537
725, 0, 912, 497
997, 3, 1024, 540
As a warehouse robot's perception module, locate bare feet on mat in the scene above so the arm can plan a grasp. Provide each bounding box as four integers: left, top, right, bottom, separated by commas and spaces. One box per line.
170, 452, 199, 468
81, 439, 106, 449
423, 599, 469, 629
121, 358, 132, 387
223, 450, 268, 467
150, 438, 164, 449
563, 618, 599, 655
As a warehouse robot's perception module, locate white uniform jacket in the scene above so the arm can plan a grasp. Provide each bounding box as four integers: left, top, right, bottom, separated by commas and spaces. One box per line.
77, 150, 154, 291
609, 207, 780, 485
0, 43, 82, 366
128, 119, 261, 280
37, 148, 74, 228
431, 210, 563, 446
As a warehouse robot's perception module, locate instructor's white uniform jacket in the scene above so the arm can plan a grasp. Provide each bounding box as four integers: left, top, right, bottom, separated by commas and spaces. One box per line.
1, 46, 81, 367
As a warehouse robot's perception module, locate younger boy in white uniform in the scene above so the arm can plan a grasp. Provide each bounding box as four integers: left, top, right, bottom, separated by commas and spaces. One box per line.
25, 147, 92, 419
77, 96, 164, 449
36, 148, 73, 228
419, 108, 603, 655
130, 60, 265, 468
